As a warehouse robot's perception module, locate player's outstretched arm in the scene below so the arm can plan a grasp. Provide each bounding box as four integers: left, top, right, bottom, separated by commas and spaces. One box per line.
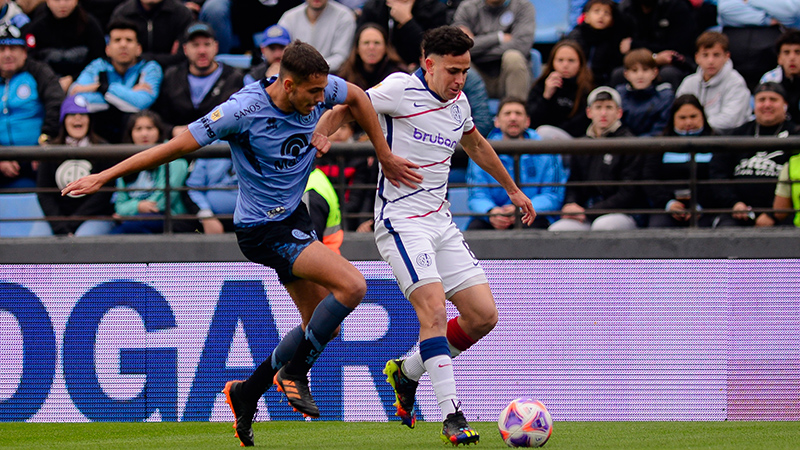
341, 82, 423, 188
61, 130, 202, 197
460, 129, 536, 226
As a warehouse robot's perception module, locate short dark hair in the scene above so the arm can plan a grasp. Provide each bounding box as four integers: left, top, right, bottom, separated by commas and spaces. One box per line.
663, 94, 712, 136
421, 26, 473, 59
775, 29, 800, 54
106, 19, 140, 40
280, 40, 330, 82
497, 96, 528, 115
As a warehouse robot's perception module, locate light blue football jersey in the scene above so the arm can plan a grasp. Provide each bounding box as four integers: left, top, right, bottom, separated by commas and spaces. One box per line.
188, 75, 348, 226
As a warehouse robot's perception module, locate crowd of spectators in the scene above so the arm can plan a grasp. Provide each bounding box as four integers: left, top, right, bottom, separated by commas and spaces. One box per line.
2, 0, 800, 236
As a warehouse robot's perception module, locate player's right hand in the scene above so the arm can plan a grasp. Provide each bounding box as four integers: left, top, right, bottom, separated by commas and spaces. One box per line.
380, 154, 422, 188
61, 174, 105, 197
311, 132, 332, 158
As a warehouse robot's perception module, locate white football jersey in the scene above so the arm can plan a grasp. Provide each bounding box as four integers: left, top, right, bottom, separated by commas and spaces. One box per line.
367, 70, 475, 222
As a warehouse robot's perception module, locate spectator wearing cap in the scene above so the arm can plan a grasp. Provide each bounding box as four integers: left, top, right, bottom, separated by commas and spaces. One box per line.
549, 86, 646, 231
154, 22, 243, 138
709, 82, 800, 228
278, 0, 356, 72
0, 22, 64, 189
109, 0, 194, 69
152, 22, 244, 235
27, 0, 106, 92
69, 19, 163, 143
245, 24, 291, 84
761, 29, 800, 125
35, 95, 116, 236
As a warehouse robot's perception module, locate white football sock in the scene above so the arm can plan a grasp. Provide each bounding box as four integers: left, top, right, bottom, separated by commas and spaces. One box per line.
423, 354, 458, 419
402, 352, 425, 381
403, 341, 462, 381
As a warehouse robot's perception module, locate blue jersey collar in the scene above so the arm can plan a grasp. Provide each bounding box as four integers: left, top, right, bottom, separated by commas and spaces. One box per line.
261, 75, 293, 115
414, 68, 446, 103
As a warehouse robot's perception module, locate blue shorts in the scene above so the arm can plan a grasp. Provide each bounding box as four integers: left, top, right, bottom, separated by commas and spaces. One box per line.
235, 204, 318, 284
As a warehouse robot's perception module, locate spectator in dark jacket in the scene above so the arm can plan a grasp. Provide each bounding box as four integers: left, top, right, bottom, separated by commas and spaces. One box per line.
200, 0, 302, 55
709, 82, 800, 228
357, 0, 447, 68
617, 48, 674, 136
154, 22, 243, 137
643, 94, 716, 228
567, 0, 630, 86
80, 0, 125, 30
527, 39, 594, 138
616, 0, 698, 89
27, 0, 106, 92
760, 29, 800, 125
336, 23, 406, 91
549, 86, 645, 231
36, 95, 115, 235
109, 0, 194, 68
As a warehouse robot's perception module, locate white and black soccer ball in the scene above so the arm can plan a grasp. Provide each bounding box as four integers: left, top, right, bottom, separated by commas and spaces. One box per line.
497, 398, 553, 448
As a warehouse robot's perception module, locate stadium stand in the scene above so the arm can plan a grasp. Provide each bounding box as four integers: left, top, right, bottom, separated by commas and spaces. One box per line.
531, 0, 570, 44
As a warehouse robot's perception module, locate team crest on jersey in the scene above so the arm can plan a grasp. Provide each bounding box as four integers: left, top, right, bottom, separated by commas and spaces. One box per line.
16, 84, 31, 99
292, 229, 310, 240
416, 253, 433, 267
450, 104, 462, 123
299, 112, 315, 125
210, 108, 223, 122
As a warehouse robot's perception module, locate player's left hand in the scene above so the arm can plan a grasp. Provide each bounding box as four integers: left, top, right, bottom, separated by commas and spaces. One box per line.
61, 173, 105, 197
380, 154, 423, 188
508, 189, 535, 226
311, 132, 332, 158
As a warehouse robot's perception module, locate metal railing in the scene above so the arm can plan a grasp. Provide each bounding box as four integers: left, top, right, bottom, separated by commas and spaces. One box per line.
2, 136, 799, 233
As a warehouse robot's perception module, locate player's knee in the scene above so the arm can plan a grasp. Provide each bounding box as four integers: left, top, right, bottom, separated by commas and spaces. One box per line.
482, 308, 498, 334
336, 272, 366, 307
468, 305, 498, 336
419, 303, 448, 331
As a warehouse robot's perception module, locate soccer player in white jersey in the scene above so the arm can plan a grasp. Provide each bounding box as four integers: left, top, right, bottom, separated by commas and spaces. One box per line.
317, 25, 535, 445
61, 41, 421, 447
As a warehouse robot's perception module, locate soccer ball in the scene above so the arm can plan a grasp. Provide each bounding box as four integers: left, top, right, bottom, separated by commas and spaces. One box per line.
497, 398, 553, 447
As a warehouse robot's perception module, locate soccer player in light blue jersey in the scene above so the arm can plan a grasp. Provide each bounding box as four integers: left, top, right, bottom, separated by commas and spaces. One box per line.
62, 40, 421, 447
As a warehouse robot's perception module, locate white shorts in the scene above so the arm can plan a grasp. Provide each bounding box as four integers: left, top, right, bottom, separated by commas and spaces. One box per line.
374, 210, 487, 299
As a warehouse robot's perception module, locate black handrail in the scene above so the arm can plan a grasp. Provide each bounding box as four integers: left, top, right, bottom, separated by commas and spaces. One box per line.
2, 136, 799, 232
